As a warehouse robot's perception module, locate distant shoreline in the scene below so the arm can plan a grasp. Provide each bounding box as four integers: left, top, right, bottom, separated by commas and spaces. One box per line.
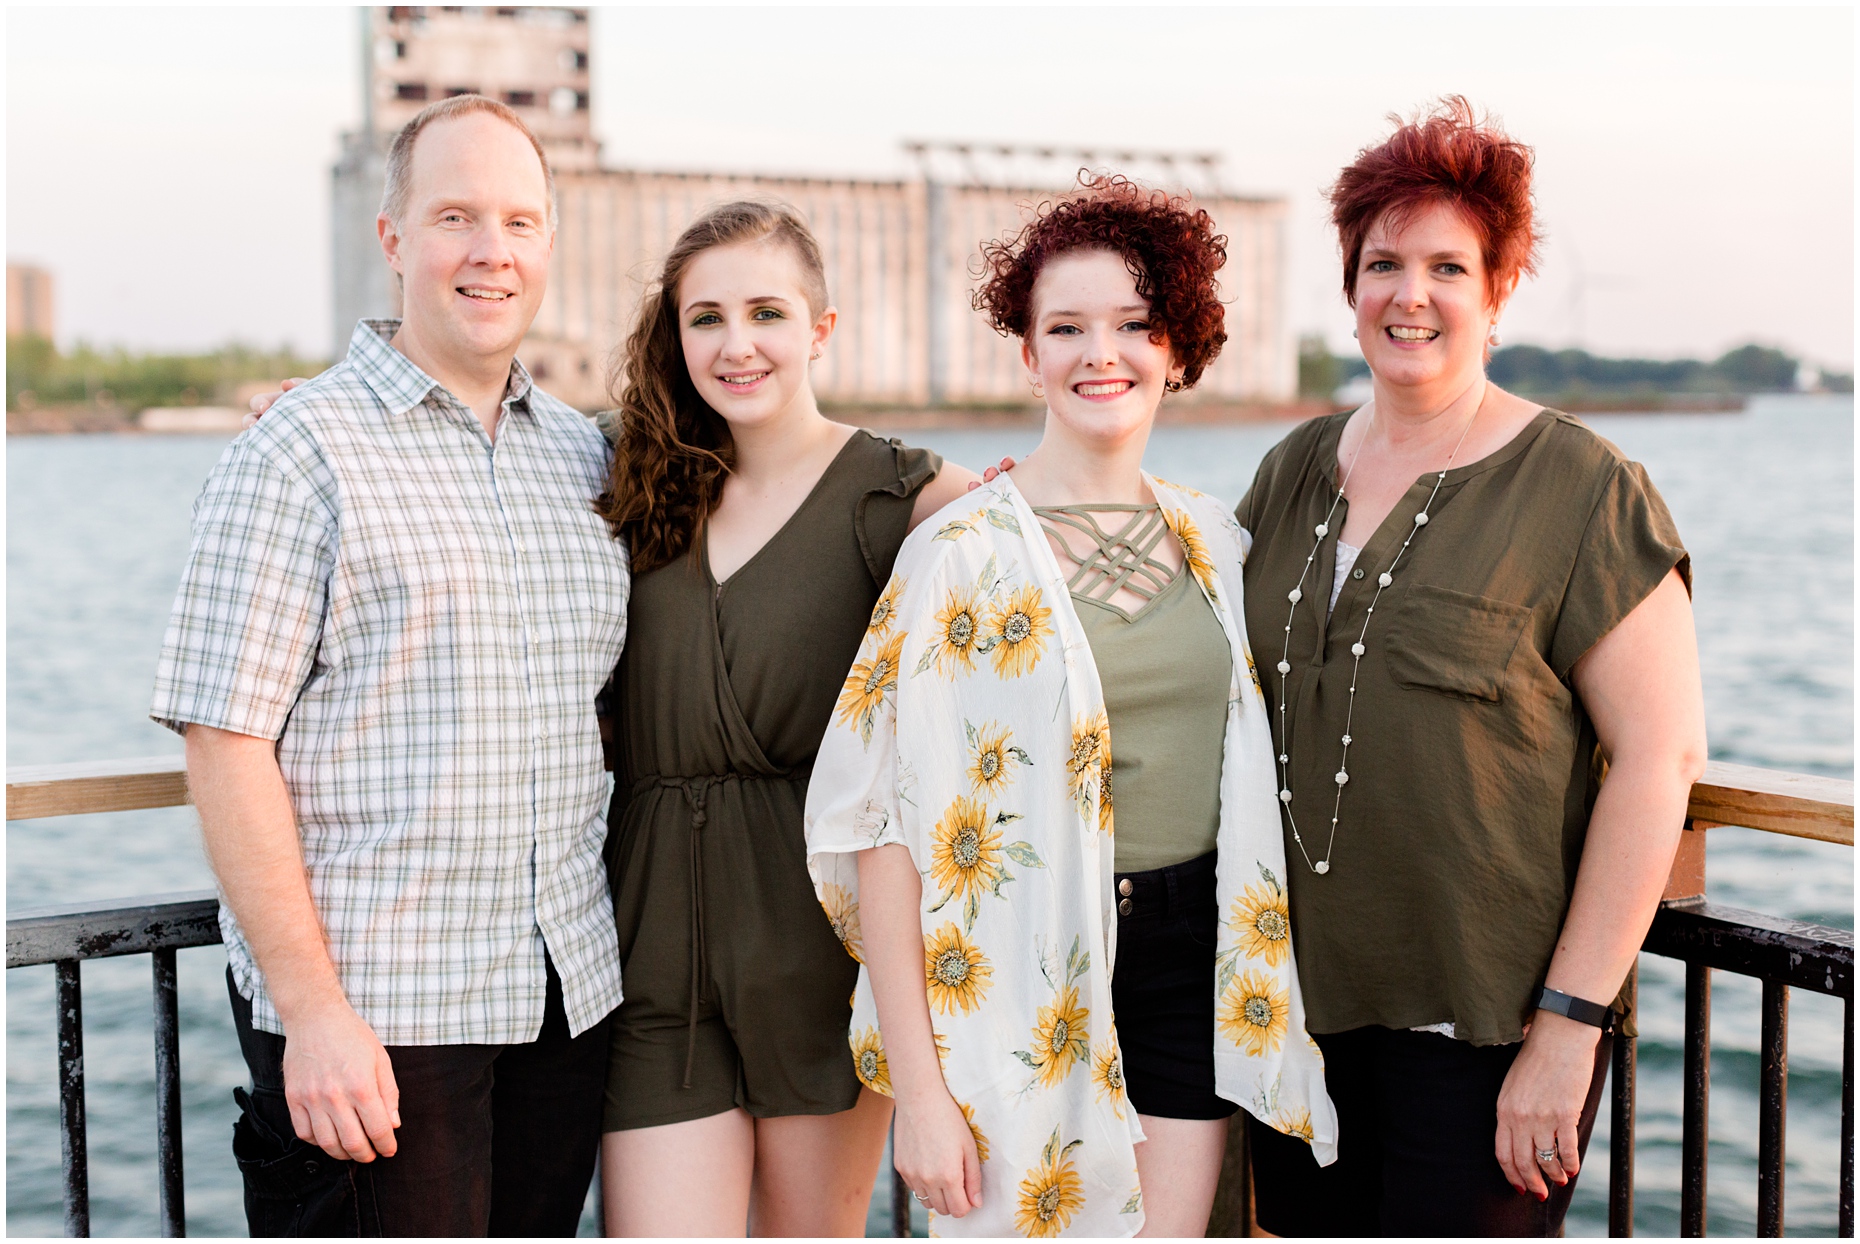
3, 394, 1763, 436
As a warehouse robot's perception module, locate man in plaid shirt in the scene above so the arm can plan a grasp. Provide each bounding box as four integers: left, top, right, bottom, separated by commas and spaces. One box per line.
151, 96, 627, 1235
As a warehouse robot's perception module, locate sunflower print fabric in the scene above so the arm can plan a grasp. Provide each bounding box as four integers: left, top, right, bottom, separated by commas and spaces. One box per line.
806, 474, 1336, 1237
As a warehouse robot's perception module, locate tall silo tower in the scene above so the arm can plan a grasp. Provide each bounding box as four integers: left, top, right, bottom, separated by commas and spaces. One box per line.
330, 6, 594, 354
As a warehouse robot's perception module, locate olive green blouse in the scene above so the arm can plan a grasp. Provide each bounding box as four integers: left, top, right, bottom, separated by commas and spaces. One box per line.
1076, 569, 1232, 874
1235, 409, 1688, 1046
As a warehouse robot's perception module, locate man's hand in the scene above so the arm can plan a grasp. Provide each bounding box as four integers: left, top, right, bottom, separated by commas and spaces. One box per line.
187, 724, 400, 1162
283, 1003, 402, 1162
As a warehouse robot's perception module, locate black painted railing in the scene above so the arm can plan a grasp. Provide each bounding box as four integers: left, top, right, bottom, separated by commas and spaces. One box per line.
1615, 897, 1855, 1236
6, 890, 221, 1236
8, 757, 1854, 1238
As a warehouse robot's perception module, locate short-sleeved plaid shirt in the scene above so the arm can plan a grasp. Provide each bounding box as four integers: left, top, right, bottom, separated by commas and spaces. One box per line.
151, 320, 629, 1045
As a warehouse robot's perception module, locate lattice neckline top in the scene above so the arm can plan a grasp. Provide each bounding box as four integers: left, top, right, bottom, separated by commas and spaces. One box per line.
1033, 503, 1182, 609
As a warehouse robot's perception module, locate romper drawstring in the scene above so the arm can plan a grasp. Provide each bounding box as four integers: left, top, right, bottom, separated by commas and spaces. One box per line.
630, 769, 809, 1090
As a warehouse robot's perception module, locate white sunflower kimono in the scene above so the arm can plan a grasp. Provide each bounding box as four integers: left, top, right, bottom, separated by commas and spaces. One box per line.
806, 473, 1336, 1239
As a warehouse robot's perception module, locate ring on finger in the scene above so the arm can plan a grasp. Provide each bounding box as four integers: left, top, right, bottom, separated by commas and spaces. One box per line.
1535, 1145, 1559, 1164
912, 1190, 931, 1204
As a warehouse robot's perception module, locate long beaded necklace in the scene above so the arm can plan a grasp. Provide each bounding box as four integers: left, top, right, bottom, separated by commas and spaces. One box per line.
1272, 403, 1479, 875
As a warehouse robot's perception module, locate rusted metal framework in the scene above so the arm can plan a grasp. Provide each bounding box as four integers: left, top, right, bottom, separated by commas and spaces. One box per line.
7, 758, 1853, 1237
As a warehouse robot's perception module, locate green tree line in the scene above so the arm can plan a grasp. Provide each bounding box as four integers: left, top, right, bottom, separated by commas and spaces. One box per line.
1299, 337, 1853, 401
7, 335, 327, 412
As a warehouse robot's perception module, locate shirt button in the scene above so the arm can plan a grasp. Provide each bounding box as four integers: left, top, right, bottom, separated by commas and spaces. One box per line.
1117, 878, 1133, 896
537, 728, 549, 740
517, 540, 528, 554
1352, 568, 1365, 579
1118, 897, 1133, 916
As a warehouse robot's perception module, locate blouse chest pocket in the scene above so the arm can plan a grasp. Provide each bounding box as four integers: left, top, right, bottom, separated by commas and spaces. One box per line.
1382, 584, 1531, 703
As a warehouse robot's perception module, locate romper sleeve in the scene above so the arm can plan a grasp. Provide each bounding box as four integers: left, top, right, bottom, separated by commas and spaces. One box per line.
1548, 457, 1690, 679
149, 433, 338, 739
854, 435, 944, 587
593, 408, 624, 448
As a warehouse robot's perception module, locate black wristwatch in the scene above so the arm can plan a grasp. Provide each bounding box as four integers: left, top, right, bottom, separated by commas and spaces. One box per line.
1536, 986, 1619, 1031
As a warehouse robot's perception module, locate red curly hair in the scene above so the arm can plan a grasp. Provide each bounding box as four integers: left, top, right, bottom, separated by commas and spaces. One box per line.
1330, 96, 1541, 311
972, 175, 1227, 390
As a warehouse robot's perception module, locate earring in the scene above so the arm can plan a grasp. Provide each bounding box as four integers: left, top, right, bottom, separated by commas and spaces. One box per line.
1164, 377, 1185, 393
810, 349, 822, 361
1031, 379, 1045, 399
1487, 323, 1501, 347
1351, 329, 1358, 339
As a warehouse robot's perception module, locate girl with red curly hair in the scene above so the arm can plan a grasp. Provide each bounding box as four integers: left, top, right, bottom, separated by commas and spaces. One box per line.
1236, 100, 1704, 1235
806, 177, 1334, 1237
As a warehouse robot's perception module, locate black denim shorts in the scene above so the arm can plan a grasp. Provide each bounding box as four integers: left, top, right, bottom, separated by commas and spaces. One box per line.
1109, 850, 1238, 1121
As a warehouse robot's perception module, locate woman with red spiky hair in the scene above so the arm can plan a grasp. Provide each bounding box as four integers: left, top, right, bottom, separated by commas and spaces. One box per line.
1237, 98, 1705, 1235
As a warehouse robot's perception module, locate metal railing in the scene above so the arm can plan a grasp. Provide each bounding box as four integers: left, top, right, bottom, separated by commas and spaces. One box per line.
7, 890, 220, 1236
8, 755, 1854, 1238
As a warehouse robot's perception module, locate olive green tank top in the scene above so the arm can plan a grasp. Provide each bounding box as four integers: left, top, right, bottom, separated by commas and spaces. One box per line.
1036, 504, 1233, 874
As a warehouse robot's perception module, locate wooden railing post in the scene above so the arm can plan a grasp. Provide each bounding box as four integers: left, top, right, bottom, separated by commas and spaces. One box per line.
1665, 818, 1710, 903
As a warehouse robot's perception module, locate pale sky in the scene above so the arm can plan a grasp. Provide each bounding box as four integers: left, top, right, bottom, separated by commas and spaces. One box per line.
6, 5, 1854, 367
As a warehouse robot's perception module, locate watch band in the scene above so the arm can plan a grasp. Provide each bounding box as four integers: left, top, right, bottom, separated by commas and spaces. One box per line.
1537, 986, 1618, 1030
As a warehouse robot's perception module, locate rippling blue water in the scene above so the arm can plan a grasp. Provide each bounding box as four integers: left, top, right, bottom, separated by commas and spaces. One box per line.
7, 395, 1851, 1236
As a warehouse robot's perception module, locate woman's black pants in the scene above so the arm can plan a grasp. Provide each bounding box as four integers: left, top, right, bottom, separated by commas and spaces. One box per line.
1249, 1024, 1611, 1237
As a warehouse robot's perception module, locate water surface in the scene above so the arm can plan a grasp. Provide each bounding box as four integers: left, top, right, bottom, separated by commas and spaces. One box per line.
7, 395, 1851, 1235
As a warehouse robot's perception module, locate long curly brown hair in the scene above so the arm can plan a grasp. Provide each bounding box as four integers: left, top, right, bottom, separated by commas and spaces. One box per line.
596, 200, 829, 574
972, 174, 1228, 389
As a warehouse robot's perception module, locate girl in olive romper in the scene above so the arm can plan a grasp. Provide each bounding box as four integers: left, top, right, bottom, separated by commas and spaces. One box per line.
592, 199, 974, 1235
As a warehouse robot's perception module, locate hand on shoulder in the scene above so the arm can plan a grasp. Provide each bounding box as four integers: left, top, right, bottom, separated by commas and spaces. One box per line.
242, 377, 309, 429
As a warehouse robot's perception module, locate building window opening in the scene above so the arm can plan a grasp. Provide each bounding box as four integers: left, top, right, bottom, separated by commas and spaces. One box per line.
396, 83, 429, 102
503, 90, 537, 107
444, 86, 477, 98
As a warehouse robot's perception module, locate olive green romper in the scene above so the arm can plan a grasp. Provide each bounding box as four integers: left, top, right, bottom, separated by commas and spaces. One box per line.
602, 430, 942, 1131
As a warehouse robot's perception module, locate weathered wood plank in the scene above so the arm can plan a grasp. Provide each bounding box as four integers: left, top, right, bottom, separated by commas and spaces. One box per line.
7, 891, 221, 968
6, 756, 190, 821
5, 755, 1852, 845
1689, 761, 1854, 845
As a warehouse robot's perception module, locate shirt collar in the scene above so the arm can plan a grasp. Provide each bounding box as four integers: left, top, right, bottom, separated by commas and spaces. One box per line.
346, 318, 535, 422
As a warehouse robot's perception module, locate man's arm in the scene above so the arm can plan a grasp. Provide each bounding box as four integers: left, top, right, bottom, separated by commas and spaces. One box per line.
188, 725, 400, 1162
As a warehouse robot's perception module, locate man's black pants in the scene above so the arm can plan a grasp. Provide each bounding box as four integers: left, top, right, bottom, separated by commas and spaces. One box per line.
1249, 1024, 1612, 1237
228, 963, 612, 1237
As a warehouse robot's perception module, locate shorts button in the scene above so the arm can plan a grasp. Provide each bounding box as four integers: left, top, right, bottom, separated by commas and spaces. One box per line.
1118, 897, 1133, 916
1117, 878, 1133, 896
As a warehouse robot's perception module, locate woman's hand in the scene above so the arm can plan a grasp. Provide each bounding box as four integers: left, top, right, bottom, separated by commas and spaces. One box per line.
242, 377, 307, 429
858, 843, 985, 1219
965, 456, 1017, 490
1495, 568, 1703, 1199
893, 1086, 984, 1219
1494, 1011, 1599, 1198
